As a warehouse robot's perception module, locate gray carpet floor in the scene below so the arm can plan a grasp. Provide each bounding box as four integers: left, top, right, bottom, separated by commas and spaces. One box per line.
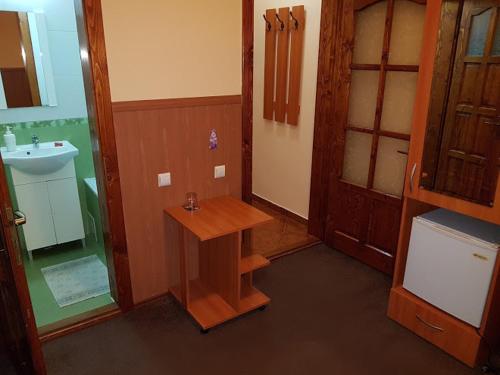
43, 244, 488, 375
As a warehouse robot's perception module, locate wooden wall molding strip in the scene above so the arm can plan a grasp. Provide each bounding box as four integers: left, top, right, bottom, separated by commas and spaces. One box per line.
112, 95, 242, 113
252, 194, 308, 225
38, 305, 120, 343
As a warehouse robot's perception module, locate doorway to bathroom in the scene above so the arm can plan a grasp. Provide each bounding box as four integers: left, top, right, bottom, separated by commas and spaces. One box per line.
0, 0, 132, 337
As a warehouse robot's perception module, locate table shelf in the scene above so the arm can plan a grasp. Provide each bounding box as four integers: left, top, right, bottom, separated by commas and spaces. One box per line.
240, 285, 270, 314
170, 278, 271, 330
241, 254, 270, 274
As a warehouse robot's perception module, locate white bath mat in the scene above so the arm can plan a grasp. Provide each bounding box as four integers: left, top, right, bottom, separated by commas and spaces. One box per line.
41, 255, 110, 307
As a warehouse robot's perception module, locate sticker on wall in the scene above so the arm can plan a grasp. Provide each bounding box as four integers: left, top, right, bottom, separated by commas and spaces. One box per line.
209, 129, 218, 150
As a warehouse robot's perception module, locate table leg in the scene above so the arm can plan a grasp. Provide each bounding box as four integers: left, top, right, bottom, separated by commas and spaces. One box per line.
178, 226, 189, 308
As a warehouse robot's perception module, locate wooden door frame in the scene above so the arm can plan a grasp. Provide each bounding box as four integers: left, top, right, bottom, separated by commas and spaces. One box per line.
74, 0, 133, 311
0, 0, 133, 357
0, 162, 46, 373
242, 0, 254, 204
308, 0, 342, 239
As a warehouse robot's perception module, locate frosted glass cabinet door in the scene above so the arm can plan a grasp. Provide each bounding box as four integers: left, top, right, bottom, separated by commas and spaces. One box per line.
15, 182, 56, 251
47, 177, 85, 244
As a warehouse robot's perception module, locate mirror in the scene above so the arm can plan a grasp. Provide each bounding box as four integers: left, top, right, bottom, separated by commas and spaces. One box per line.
0, 11, 56, 109
420, 0, 499, 207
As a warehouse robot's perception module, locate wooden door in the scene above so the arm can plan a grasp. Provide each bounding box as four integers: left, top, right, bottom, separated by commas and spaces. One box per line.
0, 160, 45, 374
0, 228, 35, 374
325, 0, 427, 274
435, 0, 500, 206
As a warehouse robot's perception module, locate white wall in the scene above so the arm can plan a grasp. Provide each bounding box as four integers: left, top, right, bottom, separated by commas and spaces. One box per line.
0, 0, 88, 124
252, 0, 321, 219
101, 0, 242, 102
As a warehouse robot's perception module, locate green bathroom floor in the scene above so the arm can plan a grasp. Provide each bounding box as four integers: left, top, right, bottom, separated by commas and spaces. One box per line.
23, 239, 115, 328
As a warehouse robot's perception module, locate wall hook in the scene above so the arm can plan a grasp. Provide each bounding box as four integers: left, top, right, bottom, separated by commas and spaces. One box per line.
262, 14, 272, 31
290, 11, 299, 29
275, 13, 285, 31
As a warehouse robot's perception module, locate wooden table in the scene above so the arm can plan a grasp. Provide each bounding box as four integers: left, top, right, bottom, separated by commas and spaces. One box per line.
164, 196, 273, 332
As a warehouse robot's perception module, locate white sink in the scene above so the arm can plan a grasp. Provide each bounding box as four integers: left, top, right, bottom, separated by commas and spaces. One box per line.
1, 141, 79, 175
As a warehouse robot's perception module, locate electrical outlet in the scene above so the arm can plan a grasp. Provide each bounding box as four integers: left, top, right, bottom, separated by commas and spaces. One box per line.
158, 172, 171, 187
214, 165, 225, 179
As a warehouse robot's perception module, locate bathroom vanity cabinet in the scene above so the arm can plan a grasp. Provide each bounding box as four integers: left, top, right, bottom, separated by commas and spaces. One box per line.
11, 159, 85, 259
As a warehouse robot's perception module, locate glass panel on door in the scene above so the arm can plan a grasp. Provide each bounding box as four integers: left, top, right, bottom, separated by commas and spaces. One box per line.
373, 137, 410, 196
467, 9, 493, 56
348, 70, 379, 129
389, 0, 426, 65
380, 71, 419, 134
492, 21, 500, 55
352, 1, 387, 64
342, 131, 373, 187
342, 0, 425, 197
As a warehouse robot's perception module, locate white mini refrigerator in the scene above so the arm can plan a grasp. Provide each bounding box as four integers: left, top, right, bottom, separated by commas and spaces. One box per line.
403, 209, 500, 328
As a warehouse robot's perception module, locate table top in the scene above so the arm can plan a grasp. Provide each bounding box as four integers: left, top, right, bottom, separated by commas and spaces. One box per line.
164, 196, 273, 241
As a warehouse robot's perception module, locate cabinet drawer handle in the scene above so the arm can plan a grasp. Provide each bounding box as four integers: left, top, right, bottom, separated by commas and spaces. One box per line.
409, 163, 417, 193
416, 314, 444, 332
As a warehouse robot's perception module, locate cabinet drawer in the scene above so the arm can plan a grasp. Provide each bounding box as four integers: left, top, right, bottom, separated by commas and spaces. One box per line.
388, 286, 485, 367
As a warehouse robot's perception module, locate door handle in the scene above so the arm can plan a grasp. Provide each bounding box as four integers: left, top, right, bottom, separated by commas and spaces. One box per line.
409, 163, 417, 193
14, 211, 26, 226
4, 206, 23, 265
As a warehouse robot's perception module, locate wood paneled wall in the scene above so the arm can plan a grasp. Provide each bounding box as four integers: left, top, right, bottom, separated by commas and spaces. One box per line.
112, 95, 242, 303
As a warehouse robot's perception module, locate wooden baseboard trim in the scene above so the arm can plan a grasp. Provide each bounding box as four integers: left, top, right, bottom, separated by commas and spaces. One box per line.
38, 304, 121, 342
132, 291, 170, 309
112, 95, 242, 113
267, 240, 322, 261
251, 194, 308, 225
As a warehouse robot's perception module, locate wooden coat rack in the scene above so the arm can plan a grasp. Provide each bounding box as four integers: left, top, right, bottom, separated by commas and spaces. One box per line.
263, 5, 305, 126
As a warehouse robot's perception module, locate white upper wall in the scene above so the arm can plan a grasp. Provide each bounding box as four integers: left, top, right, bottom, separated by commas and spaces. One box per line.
0, 0, 88, 124
101, 0, 242, 102
252, 0, 321, 219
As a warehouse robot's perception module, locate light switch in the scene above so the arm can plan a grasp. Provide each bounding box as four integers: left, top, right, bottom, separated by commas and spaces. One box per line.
214, 165, 225, 179
158, 172, 171, 187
